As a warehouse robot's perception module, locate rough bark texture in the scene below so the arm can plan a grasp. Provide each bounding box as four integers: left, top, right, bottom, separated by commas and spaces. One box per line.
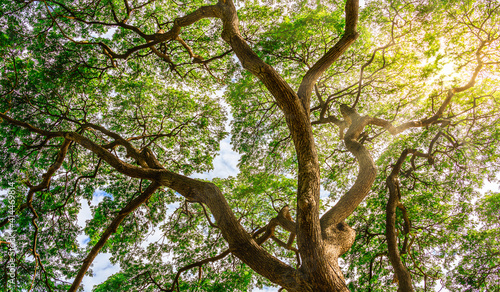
385, 150, 416, 292
0, 0, 364, 290
1, 0, 495, 290
215, 1, 362, 290
8, 0, 484, 290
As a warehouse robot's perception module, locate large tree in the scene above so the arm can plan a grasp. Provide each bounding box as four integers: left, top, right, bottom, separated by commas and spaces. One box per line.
1, 0, 499, 291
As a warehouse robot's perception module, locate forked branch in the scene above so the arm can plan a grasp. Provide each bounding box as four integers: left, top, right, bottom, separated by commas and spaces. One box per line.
386, 149, 431, 292
0, 112, 303, 291
297, 0, 359, 112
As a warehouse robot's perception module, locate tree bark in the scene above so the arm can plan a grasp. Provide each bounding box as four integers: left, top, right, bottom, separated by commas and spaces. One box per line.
385, 150, 416, 292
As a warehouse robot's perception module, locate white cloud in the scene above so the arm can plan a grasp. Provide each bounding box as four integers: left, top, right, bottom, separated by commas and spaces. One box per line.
81, 253, 120, 292
76, 191, 120, 291
191, 136, 240, 180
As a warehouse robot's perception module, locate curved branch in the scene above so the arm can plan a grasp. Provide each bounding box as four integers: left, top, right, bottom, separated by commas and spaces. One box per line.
49, 2, 222, 61
167, 249, 230, 292
216, 1, 335, 285
385, 149, 430, 292
20, 139, 72, 211
275, 206, 296, 234
197, 201, 218, 228
397, 202, 411, 255
320, 107, 377, 228
253, 206, 295, 245
167, 209, 296, 292
105, 5, 221, 60
54, 158, 103, 211
82, 122, 148, 167
1, 15, 309, 283
0, 112, 302, 290
0, 112, 160, 181
217, 0, 299, 111
353, 42, 394, 107
297, 0, 359, 112
368, 41, 486, 135
386, 150, 414, 292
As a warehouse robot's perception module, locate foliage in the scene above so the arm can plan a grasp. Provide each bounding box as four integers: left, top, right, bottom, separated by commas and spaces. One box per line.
0, 0, 499, 291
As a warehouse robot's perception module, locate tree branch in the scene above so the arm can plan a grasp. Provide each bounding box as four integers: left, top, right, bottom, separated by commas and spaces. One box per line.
69, 182, 161, 292
320, 106, 377, 228
297, 0, 359, 112
168, 249, 231, 291
0, 112, 303, 290
368, 40, 486, 135
385, 149, 431, 292
49, 2, 222, 62
215, 1, 336, 285
20, 139, 72, 211
0, 112, 160, 181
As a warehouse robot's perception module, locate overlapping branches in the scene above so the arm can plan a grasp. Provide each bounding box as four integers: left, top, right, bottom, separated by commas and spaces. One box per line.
0, 109, 303, 290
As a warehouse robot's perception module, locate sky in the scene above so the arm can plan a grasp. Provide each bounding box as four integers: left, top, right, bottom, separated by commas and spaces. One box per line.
74, 126, 287, 291
1, 0, 498, 290
74, 127, 500, 291
2, 121, 498, 291
75, 133, 251, 291
9, 130, 494, 291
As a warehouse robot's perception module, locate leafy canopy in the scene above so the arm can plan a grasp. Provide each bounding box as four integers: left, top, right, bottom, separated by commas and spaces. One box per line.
0, 0, 499, 291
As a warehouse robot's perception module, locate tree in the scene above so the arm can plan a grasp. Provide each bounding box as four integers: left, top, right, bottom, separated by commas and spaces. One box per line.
0, 0, 499, 291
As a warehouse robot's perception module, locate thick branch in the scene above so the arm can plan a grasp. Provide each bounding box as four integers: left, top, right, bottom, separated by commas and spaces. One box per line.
167, 178, 304, 289
54, 3, 222, 61
321, 107, 377, 228
216, 1, 335, 286
0, 112, 160, 181
275, 206, 296, 233
0, 112, 303, 290
386, 149, 433, 291
297, 0, 359, 112
386, 149, 418, 292
83, 122, 148, 167
217, 1, 300, 112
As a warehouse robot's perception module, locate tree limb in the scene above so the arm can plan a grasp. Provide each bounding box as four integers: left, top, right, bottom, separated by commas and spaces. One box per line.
0, 112, 304, 290
297, 0, 359, 112
20, 140, 72, 211
368, 41, 486, 135
320, 106, 377, 228
385, 149, 431, 292
69, 182, 161, 292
